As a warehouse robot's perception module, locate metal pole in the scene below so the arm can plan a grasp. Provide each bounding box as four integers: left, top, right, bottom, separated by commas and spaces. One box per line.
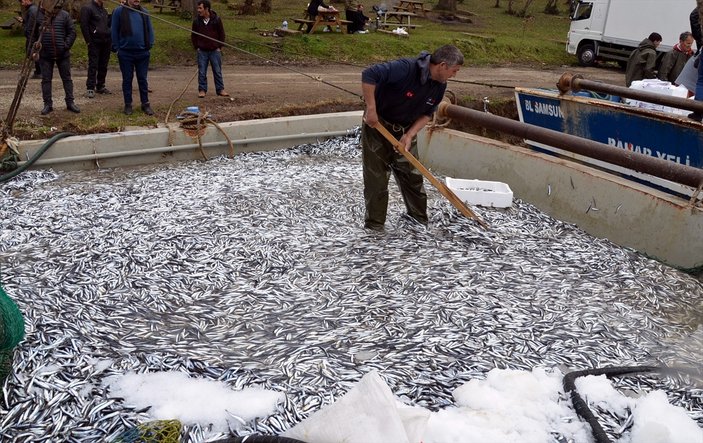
556, 72, 703, 115
17, 130, 352, 167
437, 102, 703, 190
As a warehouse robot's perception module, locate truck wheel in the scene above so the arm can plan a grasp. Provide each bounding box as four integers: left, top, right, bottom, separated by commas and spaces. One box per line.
577, 44, 596, 67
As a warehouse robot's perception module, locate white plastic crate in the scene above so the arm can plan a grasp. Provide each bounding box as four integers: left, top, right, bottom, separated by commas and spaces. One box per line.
445, 177, 513, 208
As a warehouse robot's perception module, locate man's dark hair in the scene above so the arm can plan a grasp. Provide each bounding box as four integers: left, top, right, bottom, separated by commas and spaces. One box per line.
648, 32, 663, 43
680, 31, 693, 41
197, 0, 211, 10
430, 45, 464, 66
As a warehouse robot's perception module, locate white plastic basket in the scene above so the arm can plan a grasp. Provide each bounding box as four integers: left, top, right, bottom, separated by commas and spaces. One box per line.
445, 177, 513, 208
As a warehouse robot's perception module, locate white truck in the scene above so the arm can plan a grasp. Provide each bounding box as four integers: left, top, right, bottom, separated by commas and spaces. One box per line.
566, 0, 696, 66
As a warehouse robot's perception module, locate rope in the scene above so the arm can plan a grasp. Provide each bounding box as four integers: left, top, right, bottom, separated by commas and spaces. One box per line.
165, 69, 199, 125
449, 78, 517, 89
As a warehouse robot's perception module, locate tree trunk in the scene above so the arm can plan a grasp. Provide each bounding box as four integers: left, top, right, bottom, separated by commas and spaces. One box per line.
507, 0, 515, 14
544, 0, 558, 14
259, 0, 272, 14
494, 0, 500, 7
240, 0, 256, 15
518, 0, 536, 17
436, 0, 457, 12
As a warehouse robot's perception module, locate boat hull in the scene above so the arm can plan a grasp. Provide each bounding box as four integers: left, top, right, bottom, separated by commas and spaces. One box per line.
418, 128, 703, 273
515, 88, 703, 197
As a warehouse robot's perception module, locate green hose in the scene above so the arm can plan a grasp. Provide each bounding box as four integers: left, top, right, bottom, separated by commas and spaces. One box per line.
0, 132, 74, 183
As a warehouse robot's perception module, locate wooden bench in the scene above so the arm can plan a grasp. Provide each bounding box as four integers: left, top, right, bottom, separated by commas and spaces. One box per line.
294, 18, 315, 32
393, 1, 429, 16
378, 11, 419, 31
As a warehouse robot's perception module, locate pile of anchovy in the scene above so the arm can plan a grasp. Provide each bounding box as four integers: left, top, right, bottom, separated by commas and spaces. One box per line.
0, 130, 701, 442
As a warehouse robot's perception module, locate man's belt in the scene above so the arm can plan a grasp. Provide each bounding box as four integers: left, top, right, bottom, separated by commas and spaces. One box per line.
378, 117, 410, 134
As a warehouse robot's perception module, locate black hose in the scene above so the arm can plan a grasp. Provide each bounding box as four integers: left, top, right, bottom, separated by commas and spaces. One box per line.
563, 365, 663, 443
0, 132, 74, 183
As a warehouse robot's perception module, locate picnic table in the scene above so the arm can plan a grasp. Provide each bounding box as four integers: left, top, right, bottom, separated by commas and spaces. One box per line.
293, 10, 351, 34
0, 16, 21, 31
378, 11, 421, 30
153, 0, 195, 19
392, 0, 430, 16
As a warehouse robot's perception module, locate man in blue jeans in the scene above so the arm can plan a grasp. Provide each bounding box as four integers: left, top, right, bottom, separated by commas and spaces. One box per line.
192, 0, 228, 98
111, 0, 154, 116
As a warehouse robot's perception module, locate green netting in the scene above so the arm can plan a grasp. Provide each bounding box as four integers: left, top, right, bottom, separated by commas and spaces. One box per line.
0, 349, 14, 384
113, 419, 182, 443
0, 282, 25, 383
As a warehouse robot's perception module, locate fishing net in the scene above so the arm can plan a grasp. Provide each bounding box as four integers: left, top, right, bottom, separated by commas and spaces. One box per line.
0, 281, 25, 383
114, 419, 182, 443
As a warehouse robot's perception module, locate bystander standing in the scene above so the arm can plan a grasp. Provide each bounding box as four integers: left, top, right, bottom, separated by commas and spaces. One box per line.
80, 0, 112, 98
657, 32, 694, 84
192, 0, 228, 98
29, 1, 80, 115
111, 0, 154, 115
625, 32, 662, 87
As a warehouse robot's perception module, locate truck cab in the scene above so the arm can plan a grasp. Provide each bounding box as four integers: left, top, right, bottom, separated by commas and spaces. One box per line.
567, 1, 607, 66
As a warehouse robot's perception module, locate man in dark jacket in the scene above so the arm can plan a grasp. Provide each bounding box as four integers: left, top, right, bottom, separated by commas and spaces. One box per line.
111, 0, 155, 116
625, 32, 662, 87
345, 3, 369, 34
20, 0, 41, 79
307, 0, 336, 19
361, 45, 463, 231
192, 0, 228, 98
658, 32, 694, 84
690, 7, 702, 55
29, 2, 80, 115
80, 0, 112, 98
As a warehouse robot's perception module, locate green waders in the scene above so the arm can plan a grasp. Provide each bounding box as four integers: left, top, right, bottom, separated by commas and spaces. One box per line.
361, 121, 428, 230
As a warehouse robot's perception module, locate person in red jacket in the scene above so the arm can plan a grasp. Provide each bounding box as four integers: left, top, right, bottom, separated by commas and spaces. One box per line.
192, 0, 228, 98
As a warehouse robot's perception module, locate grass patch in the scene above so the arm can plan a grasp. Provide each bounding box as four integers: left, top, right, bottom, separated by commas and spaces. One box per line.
0, 0, 574, 68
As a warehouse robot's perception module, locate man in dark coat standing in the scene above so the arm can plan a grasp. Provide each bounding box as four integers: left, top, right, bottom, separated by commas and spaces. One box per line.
80, 0, 112, 98
360, 45, 463, 231
657, 32, 694, 84
29, 1, 80, 115
625, 32, 662, 87
192, 0, 228, 98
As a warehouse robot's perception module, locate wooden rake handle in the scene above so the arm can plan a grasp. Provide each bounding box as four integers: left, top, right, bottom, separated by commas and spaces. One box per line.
372, 122, 488, 229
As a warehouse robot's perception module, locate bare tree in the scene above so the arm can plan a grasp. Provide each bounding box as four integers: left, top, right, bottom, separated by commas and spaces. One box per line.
544, 0, 559, 14
240, 0, 256, 15
507, 0, 516, 14
517, 0, 536, 17
260, 0, 271, 13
